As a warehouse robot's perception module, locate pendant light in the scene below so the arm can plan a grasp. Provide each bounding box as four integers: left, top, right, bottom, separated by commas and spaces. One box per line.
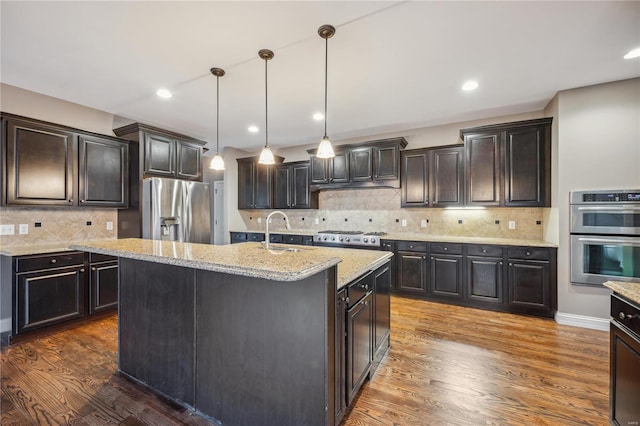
209, 67, 226, 170
316, 24, 336, 159
258, 49, 276, 165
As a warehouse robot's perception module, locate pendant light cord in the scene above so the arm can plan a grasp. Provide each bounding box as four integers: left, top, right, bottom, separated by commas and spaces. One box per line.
324, 36, 329, 139
216, 75, 220, 154
265, 56, 269, 149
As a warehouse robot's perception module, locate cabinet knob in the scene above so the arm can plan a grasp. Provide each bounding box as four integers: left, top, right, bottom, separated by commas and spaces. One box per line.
364, 301, 369, 307
619, 312, 637, 320
68, 199, 73, 203
526, 251, 531, 256
499, 262, 503, 265
80, 268, 85, 273
91, 267, 97, 271
409, 245, 414, 249
444, 247, 448, 251
482, 249, 487, 253
81, 199, 85, 203
50, 259, 57, 264
509, 263, 513, 266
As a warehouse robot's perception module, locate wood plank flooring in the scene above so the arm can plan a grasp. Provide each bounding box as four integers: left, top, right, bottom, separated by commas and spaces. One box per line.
1, 296, 609, 425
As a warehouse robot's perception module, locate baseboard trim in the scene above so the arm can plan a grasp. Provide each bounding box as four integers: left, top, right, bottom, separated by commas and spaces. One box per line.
555, 312, 610, 331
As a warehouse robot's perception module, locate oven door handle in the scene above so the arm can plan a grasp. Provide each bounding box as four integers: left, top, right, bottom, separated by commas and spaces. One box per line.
576, 236, 640, 246
576, 206, 640, 212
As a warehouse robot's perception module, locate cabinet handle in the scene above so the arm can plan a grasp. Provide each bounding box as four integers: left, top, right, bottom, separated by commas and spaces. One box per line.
50, 259, 57, 264
80, 268, 85, 273
364, 301, 369, 307
619, 312, 638, 320
91, 267, 97, 271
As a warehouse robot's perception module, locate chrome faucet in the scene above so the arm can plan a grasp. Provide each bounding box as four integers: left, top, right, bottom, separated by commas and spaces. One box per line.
264, 210, 291, 249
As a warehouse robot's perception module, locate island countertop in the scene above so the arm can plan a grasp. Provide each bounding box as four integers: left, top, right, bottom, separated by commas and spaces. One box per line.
70, 239, 392, 288
604, 281, 640, 306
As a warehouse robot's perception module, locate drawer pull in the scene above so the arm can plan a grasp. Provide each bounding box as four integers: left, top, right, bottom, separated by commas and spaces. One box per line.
91, 267, 97, 271
619, 312, 638, 320
80, 268, 85, 273
444, 247, 448, 251
409, 245, 414, 249
50, 259, 57, 264
526, 251, 531, 256
482, 249, 487, 253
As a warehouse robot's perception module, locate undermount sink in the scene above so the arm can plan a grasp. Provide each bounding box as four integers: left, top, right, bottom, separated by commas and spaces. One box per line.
259, 242, 312, 253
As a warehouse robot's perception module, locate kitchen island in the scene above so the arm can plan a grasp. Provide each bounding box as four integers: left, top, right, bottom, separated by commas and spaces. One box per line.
70, 239, 392, 426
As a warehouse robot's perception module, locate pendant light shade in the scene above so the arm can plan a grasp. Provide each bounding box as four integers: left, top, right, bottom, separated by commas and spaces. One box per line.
209, 67, 226, 170
316, 24, 336, 159
258, 49, 276, 165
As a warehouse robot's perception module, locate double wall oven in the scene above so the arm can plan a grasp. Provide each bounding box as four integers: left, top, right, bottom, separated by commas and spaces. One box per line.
570, 190, 640, 286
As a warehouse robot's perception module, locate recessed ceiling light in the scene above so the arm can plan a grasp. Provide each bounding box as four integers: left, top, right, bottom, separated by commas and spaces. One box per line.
624, 47, 640, 59
462, 80, 479, 91
156, 88, 172, 99
313, 112, 324, 121
248, 125, 259, 133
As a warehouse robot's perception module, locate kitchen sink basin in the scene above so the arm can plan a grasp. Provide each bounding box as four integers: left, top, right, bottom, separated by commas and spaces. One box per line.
259, 243, 312, 253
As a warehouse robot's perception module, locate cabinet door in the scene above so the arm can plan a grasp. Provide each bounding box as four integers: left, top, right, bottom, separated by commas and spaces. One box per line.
90, 262, 118, 314
347, 292, 372, 405
237, 160, 255, 209
504, 126, 547, 206
610, 321, 640, 426
144, 133, 175, 177
431, 146, 464, 207
176, 140, 202, 181
465, 132, 501, 206
375, 145, 400, 181
78, 135, 128, 207
373, 263, 391, 355
397, 251, 428, 295
310, 156, 329, 184
330, 152, 350, 183
254, 163, 273, 209
401, 151, 429, 207
15, 266, 86, 334
466, 256, 503, 304
350, 147, 373, 182
5, 119, 76, 206
430, 254, 463, 299
335, 289, 347, 423
291, 163, 312, 209
507, 259, 550, 311
273, 164, 291, 209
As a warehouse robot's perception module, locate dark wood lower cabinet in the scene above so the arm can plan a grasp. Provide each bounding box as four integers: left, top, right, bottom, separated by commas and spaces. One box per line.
390, 241, 556, 318
335, 288, 347, 424
89, 256, 118, 314
346, 291, 373, 405
609, 295, 640, 426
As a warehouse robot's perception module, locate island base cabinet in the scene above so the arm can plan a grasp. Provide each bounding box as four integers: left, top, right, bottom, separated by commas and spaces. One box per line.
610, 321, 640, 426
89, 258, 118, 314
347, 291, 373, 405
335, 289, 347, 425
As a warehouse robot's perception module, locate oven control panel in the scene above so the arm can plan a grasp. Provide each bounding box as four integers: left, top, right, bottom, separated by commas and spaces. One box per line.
571, 190, 640, 204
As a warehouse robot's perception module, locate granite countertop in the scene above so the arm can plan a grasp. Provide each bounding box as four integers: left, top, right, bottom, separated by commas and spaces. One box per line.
604, 281, 640, 306
230, 228, 317, 236
382, 233, 557, 248
0, 242, 85, 256
70, 239, 391, 288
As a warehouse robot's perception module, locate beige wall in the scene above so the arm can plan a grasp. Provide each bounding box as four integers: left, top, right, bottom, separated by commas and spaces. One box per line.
553, 78, 640, 320
0, 84, 119, 248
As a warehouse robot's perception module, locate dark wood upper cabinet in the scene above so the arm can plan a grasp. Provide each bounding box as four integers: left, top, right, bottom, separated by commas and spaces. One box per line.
308, 137, 407, 190
78, 135, 129, 207
401, 145, 463, 208
4, 118, 77, 206
401, 150, 429, 207
274, 161, 317, 209
237, 156, 283, 209
504, 125, 550, 206
2, 113, 129, 208
176, 140, 202, 180
144, 133, 174, 177
464, 132, 501, 206
431, 146, 464, 207
461, 117, 552, 207
350, 147, 373, 182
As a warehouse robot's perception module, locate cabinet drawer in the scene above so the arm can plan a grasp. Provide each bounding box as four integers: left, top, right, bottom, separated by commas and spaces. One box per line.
230, 232, 247, 243
507, 247, 550, 261
283, 235, 304, 245
396, 241, 428, 252
247, 233, 264, 242
467, 244, 503, 257
16, 252, 84, 273
430, 242, 463, 255
612, 294, 640, 337
89, 253, 117, 263
347, 273, 373, 308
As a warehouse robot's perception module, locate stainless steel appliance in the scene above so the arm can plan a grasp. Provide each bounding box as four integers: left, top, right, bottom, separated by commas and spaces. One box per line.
142, 177, 211, 243
313, 230, 387, 249
570, 189, 640, 286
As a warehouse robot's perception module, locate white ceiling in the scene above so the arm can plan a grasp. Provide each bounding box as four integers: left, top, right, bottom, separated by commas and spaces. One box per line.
1, 1, 639, 154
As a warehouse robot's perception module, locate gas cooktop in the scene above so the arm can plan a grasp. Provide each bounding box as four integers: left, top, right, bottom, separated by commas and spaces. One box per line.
314, 230, 387, 248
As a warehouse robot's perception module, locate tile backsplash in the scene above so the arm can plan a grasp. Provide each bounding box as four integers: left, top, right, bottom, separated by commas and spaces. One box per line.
240, 188, 545, 240
0, 207, 117, 248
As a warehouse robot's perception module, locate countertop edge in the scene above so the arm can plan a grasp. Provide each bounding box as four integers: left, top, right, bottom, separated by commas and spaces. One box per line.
337, 252, 393, 289
604, 281, 640, 306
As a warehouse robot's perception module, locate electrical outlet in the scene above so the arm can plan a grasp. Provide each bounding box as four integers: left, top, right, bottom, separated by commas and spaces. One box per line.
0, 224, 15, 235
19, 224, 28, 235
420, 219, 428, 228
106, 221, 114, 231
509, 221, 516, 230
257, 218, 262, 224
401, 219, 407, 227
314, 218, 319, 225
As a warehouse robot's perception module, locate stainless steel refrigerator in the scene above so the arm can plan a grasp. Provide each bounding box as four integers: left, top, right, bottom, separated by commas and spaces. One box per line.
142, 177, 211, 243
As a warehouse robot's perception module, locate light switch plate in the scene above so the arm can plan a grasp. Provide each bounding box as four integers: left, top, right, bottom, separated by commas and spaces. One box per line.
0, 224, 15, 235
509, 221, 516, 230
106, 221, 114, 231
19, 224, 28, 235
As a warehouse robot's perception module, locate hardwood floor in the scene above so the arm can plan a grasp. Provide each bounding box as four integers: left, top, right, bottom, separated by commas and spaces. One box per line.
1, 296, 609, 425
